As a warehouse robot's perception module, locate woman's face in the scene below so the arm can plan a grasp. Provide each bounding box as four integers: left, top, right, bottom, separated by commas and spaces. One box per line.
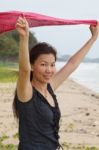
31, 54, 56, 83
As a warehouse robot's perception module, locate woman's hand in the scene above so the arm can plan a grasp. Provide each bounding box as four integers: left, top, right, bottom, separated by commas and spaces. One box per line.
16, 16, 29, 37
90, 22, 99, 41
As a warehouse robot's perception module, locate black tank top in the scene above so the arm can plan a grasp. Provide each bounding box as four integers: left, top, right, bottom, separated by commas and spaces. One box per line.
16, 84, 61, 150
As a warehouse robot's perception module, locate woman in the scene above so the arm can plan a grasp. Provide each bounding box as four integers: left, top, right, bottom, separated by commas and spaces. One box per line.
13, 16, 99, 150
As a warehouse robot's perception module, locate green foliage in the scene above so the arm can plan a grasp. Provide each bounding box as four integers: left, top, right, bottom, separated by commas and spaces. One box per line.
0, 61, 18, 83
29, 31, 38, 50
0, 135, 9, 143
13, 133, 19, 139
0, 143, 17, 150
0, 134, 17, 150
0, 29, 37, 83
0, 36, 18, 56
0, 30, 38, 61
62, 142, 99, 150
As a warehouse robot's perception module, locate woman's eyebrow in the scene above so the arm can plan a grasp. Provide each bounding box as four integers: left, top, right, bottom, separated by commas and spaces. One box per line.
40, 60, 55, 63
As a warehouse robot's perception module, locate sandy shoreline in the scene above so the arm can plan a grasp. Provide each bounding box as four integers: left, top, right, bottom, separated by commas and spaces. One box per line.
0, 79, 99, 148
57, 79, 99, 147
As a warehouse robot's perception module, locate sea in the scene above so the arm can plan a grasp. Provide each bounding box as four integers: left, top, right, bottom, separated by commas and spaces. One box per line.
56, 61, 99, 93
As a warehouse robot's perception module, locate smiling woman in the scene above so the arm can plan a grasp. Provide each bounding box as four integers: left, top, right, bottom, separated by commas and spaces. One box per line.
11, 16, 99, 150
29, 42, 57, 83
13, 39, 62, 149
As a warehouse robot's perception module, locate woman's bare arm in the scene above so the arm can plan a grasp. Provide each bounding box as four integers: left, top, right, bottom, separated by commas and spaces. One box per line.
16, 17, 32, 102
51, 23, 99, 91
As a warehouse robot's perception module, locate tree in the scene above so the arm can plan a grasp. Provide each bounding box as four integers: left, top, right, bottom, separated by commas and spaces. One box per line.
0, 30, 38, 61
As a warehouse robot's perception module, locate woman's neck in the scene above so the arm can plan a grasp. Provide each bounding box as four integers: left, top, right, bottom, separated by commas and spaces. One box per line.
31, 79, 47, 92
31, 79, 48, 98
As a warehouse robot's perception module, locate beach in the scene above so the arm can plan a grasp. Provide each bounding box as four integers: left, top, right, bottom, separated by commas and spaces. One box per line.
0, 79, 99, 149
57, 79, 99, 148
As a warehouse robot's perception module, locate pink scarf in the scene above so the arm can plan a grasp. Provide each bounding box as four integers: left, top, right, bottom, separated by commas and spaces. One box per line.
0, 11, 97, 34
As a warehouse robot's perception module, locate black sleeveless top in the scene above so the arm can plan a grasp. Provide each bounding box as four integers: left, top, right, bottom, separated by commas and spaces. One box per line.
16, 84, 61, 150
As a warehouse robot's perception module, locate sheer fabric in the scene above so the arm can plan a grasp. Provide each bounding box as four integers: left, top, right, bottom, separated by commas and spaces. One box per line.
0, 11, 97, 34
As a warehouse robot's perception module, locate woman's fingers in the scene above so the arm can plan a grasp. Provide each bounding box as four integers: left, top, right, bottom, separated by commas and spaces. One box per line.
16, 22, 26, 28
16, 16, 29, 29
16, 16, 29, 36
89, 22, 99, 41
17, 17, 25, 25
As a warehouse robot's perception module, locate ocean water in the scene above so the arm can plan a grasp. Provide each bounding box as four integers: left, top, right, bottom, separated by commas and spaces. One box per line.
56, 61, 99, 93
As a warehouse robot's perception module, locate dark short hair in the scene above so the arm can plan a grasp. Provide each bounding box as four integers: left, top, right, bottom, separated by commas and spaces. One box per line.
29, 42, 57, 64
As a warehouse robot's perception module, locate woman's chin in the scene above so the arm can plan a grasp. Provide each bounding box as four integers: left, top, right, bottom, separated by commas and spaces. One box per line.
43, 78, 51, 83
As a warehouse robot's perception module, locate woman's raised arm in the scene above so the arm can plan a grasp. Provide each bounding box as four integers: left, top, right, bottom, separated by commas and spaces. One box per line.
16, 17, 32, 102
51, 23, 99, 91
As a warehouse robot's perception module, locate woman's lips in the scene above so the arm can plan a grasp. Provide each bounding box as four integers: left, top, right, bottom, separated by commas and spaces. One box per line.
43, 75, 52, 79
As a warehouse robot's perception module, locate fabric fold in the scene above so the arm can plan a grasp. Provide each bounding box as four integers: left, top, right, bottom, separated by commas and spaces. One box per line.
0, 11, 97, 34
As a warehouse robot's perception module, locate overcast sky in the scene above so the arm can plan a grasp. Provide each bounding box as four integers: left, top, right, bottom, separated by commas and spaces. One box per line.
0, 0, 99, 58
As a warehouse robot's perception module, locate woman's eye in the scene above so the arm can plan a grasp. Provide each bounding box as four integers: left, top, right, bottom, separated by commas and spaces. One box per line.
51, 64, 55, 67
41, 64, 46, 66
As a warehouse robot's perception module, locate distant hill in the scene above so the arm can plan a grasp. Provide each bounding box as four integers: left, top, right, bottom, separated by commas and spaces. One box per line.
83, 57, 99, 63
57, 54, 99, 63
57, 54, 70, 61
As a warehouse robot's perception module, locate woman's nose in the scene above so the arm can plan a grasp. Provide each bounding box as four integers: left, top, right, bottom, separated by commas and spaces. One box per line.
46, 66, 51, 72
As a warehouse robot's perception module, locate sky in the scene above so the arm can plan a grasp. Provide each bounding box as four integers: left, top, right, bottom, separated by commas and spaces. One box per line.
0, 0, 99, 58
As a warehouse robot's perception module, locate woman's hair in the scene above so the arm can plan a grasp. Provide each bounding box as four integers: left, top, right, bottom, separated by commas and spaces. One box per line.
13, 42, 57, 118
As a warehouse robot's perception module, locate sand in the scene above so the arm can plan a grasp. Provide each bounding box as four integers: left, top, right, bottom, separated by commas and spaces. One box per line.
0, 79, 99, 148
